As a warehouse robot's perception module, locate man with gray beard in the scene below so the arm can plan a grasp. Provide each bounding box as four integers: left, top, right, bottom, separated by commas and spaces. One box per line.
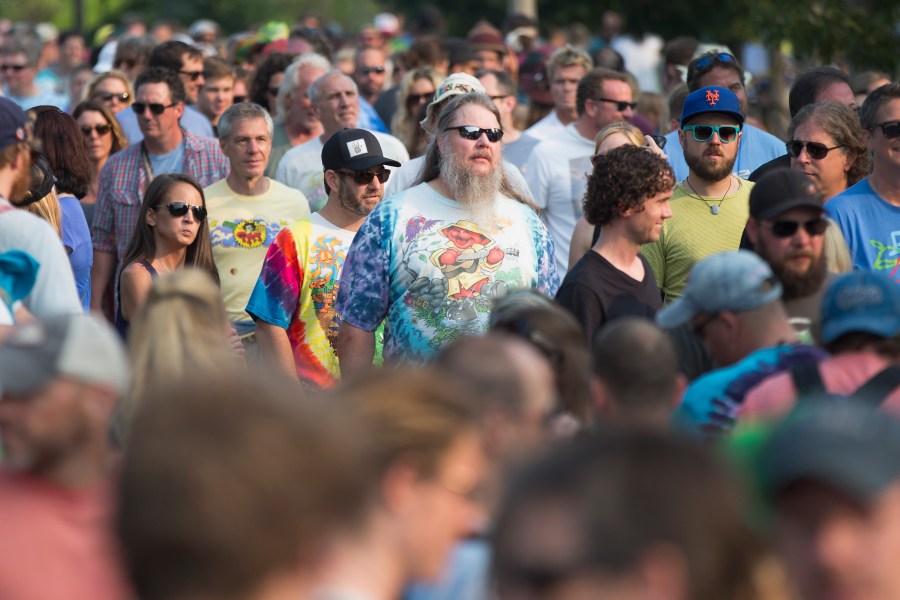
335, 93, 559, 375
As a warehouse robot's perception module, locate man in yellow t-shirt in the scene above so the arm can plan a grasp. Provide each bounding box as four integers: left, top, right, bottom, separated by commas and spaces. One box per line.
205, 103, 310, 358
642, 85, 755, 301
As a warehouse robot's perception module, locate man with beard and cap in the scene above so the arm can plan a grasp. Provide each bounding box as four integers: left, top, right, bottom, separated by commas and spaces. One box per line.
745, 168, 833, 341
246, 129, 399, 387
0, 97, 81, 317
335, 93, 558, 374
642, 86, 754, 302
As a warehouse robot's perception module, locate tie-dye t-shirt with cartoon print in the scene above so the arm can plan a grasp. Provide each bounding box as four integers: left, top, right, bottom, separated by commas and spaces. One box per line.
246, 213, 365, 387
335, 182, 559, 362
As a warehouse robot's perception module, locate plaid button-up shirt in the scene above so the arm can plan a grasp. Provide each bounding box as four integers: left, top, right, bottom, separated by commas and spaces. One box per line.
91, 130, 230, 262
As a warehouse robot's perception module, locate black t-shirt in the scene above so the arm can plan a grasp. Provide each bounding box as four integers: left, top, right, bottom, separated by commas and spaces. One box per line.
555, 251, 662, 346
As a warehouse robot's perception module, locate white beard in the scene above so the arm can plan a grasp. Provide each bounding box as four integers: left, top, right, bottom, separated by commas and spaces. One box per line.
440, 151, 502, 229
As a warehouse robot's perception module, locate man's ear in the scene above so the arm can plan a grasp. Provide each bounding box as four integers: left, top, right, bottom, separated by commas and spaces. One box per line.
323, 169, 340, 193
678, 129, 686, 149
862, 128, 875, 153
380, 458, 419, 515
745, 217, 761, 249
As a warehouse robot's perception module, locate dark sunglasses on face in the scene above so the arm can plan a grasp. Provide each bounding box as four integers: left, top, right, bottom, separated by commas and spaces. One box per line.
158, 202, 207, 221
873, 121, 900, 139
682, 124, 741, 143
81, 124, 112, 136
179, 70, 204, 81
763, 218, 828, 238
93, 91, 130, 103
406, 91, 434, 106
336, 168, 390, 185
133, 102, 177, 116
233, 95, 248, 103
594, 97, 638, 111
359, 66, 386, 75
786, 140, 845, 160
444, 125, 504, 143
1, 63, 27, 72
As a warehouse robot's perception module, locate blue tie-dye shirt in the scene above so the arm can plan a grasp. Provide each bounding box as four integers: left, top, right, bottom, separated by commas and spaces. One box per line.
335, 183, 559, 362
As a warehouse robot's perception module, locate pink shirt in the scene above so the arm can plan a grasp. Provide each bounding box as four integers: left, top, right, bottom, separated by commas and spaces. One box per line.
740, 352, 900, 423
0, 469, 130, 600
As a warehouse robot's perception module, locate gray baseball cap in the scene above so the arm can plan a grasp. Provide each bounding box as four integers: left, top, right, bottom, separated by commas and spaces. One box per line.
0, 314, 129, 396
656, 250, 783, 329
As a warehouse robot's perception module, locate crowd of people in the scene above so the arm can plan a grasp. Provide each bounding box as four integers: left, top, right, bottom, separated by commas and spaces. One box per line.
1, 8, 900, 600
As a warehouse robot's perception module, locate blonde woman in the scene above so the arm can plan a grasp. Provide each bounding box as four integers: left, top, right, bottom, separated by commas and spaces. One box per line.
84, 70, 135, 115
391, 67, 441, 156
567, 121, 665, 269
114, 269, 244, 445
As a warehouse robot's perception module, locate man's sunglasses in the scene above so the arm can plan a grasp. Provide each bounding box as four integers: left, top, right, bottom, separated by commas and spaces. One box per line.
179, 70, 204, 81
336, 168, 390, 185
406, 92, 433, 106
594, 97, 638, 111
359, 66, 386, 75
1, 64, 27, 72
158, 202, 207, 221
233, 95, 248, 104
763, 218, 828, 238
682, 124, 741, 143
93, 91, 130, 103
691, 52, 737, 73
786, 140, 845, 160
873, 121, 900, 139
133, 102, 177, 116
81, 124, 112, 136
444, 126, 504, 143
114, 59, 137, 69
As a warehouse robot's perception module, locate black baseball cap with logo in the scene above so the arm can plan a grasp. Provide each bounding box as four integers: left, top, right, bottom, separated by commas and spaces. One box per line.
749, 167, 825, 221
321, 128, 401, 172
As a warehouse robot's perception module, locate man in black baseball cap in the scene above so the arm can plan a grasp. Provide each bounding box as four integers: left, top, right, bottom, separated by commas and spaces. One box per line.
744, 167, 833, 340
246, 128, 398, 387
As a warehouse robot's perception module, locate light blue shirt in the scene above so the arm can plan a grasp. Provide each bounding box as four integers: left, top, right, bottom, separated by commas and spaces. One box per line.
664, 123, 785, 180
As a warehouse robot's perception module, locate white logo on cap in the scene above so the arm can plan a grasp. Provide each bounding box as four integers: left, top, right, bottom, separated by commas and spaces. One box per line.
347, 139, 368, 157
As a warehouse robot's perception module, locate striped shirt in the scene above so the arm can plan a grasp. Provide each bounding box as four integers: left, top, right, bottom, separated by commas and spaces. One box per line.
91, 130, 229, 262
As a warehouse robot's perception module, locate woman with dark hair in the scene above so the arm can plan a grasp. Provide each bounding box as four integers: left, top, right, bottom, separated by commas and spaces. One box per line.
118, 173, 219, 336
31, 104, 94, 311
72, 100, 129, 226
249, 52, 294, 117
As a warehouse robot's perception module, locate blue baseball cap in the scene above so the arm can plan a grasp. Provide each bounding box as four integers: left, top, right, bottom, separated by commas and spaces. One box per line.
656, 250, 782, 329
820, 271, 900, 344
680, 86, 744, 128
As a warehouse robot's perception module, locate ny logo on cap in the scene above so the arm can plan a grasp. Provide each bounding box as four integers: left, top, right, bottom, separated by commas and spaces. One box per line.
347, 139, 368, 157
706, 90, 719, 106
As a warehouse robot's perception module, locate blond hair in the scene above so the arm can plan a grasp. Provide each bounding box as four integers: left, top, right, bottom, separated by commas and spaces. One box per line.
593, 121, 644, 155
22, 188, 63, 239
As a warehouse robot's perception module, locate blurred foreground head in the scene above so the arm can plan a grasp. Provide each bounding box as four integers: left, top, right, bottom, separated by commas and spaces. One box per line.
117, 374, 371, 600
493, 430, 766, 600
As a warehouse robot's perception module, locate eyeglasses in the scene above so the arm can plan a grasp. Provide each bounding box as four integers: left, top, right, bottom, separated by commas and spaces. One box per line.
682, 124, 741, 143
763, 218, 828, 238
359, 66, 386, 75
443, 125, 504, 143
691, 52, 737, 73
1, 64, 27, 72
651, 134, 667, 150
406, 91, 433, 106
335, 168, 390, 185
157, 202, 207, 221
785, 140, 845, 160
92, 91, 130, 103
267, 87, 279, 97
133, 102, 177, 116
692, 312, 721, 337
873, 121, 900, 139
81, 124, 112, 136
179, 70, 204, 81
114, 59, 136, 69
233, 95, 247, 103
594, 97, 638, 111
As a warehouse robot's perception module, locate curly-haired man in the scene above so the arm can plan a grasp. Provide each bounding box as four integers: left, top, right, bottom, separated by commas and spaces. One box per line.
556, 145, 675, 345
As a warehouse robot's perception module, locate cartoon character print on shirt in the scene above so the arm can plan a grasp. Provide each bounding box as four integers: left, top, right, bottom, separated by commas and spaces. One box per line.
870, 230, 900, 283
308, 234, 346, 342
210, 218, 286, 249
400, 216, 520, 349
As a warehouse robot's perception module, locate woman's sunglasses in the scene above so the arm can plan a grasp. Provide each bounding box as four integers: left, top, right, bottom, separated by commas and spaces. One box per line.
92, 91, 130, 103
81, 124, 112, 137
406, 91, 434, 107
786, 140, 845, 160
158, 202, 207, 221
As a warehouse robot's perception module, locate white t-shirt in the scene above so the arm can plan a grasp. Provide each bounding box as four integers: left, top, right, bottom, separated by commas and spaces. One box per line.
275, 132, 409, 212
522, 110, 564, 142
521, 123, 595, 275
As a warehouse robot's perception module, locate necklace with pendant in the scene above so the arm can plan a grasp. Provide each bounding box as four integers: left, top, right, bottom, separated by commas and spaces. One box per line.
684, 176, 734, 215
